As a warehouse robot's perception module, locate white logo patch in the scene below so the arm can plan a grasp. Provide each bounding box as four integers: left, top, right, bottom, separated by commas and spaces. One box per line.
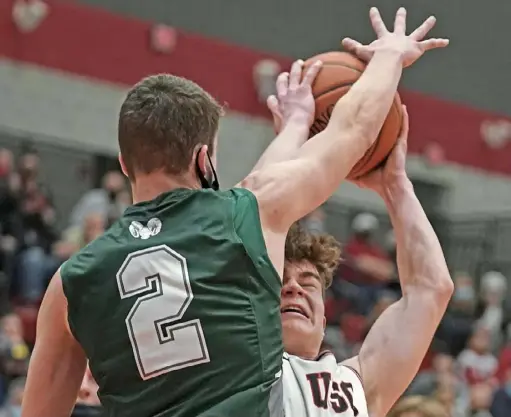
129, 218, 162, 240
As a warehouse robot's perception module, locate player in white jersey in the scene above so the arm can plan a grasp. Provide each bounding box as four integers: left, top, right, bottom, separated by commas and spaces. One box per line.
278, 102, 454, 416
260, 9, 453, 417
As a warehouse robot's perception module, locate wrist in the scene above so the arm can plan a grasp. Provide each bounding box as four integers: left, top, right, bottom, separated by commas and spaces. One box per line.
372, 47, 405, 62
281, 115, 311, 133
380, 176, 414, 205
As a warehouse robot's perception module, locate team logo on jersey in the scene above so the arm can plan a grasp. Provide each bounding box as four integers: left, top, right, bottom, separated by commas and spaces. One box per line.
129, 218, 162, 239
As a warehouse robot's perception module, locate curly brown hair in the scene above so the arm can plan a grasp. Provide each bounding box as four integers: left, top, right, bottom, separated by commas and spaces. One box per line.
285, 223, 342, 292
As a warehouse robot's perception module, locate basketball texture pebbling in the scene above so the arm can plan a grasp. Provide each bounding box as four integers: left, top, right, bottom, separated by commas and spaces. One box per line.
304, 51, 402, 180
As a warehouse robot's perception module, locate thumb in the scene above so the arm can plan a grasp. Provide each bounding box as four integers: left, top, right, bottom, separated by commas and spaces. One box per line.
267, 95, 280, 115
398, 105, 409, 142
267, 95, 283, 133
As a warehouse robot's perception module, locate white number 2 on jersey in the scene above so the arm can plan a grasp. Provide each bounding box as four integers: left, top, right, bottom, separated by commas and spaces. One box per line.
116, 245, 210, 380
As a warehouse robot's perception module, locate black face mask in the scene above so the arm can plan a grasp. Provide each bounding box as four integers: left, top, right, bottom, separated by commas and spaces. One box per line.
195, 151, 219, 191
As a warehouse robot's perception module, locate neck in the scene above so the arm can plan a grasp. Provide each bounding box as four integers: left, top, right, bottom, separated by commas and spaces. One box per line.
130, 172, 199, 204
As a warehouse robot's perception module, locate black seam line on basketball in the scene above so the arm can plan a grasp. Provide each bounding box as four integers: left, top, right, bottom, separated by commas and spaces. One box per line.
314, 82, 355, 100
317, 62, 363, 73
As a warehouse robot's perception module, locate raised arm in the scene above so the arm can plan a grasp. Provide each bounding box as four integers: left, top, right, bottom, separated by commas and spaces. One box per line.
22, 271, 87, 417
243, 8, 448, 235
342, 107, 454, 417
250, 59, 322, 172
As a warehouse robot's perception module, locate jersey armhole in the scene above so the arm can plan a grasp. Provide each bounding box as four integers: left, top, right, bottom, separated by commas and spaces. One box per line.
342, 364, 363, 386
230, 188, 282, 298
59, 263, 82, 345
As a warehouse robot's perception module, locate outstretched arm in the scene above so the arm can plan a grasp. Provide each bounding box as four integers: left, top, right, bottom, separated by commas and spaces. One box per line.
244, 8, 448, 237
342, 108, 453, 417
22, 272, 87, 417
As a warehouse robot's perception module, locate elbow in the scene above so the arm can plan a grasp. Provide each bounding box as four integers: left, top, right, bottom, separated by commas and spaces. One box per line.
437, 276, 455, 301
426, 274, 454, 305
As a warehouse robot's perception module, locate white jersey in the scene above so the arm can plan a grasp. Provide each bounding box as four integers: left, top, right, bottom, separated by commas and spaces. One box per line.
282, 352, 369, 417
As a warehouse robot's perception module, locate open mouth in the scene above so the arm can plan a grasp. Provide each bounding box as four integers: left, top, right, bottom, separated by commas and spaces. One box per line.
280, 306, 309, 318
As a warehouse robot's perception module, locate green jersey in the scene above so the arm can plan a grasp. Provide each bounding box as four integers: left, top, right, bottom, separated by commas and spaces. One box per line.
61, 188, 284, 417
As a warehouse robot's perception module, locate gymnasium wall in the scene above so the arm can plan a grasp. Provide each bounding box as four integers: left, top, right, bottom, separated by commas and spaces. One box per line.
1, 57, 511, 217
76, 0, 510, 115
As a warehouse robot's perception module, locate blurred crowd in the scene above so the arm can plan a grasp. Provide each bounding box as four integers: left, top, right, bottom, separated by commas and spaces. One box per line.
0, 146, 509, 417
0, 146, 131, 416
303, 209, 511, 417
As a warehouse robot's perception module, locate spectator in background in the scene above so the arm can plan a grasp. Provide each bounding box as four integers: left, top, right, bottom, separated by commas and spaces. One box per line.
344, 212, 394, 282
0, 314, 29, 400
476, 271, 509, 352
15, 149, 58, 303
0, 149, 21, 297
458, 325, 498, 386
0, 377, 25, 417
438, 272, 478, 357
470, 383, 494, 417
491, 367, 511, 417
408, 350, 470, 416
52, 213, 107, 262
387, 396, 450, 417
302, 207, 326, 235
69, 171, 127, 228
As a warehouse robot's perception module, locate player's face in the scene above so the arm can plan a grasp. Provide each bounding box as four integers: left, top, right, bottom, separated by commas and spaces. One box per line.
281, 260, 326, 359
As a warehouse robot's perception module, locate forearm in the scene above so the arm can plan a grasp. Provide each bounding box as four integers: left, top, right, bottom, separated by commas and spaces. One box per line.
382, 179, 453, 295
329, 50, 403, 152
251, 121, 309, 172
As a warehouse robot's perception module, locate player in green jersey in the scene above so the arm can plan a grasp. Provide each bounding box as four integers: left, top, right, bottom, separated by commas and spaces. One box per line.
22, 8, 447, 417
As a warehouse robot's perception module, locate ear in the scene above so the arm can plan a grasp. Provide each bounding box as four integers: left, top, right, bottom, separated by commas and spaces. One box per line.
118, 153, 128, 178
196, 144, 209, 176
322, 315, 326, 330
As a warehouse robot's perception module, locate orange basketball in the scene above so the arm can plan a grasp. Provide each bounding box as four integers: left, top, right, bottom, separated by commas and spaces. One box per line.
304, 51, 402, 180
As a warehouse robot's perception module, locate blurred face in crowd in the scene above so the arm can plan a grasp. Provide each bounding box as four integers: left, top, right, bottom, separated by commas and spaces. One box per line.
451, 273, 476, 315
18, 152, 40, 180
470, 383, 493, 411
83, 214, 106, 243
281, 260, 326, 359
469, 327, 491, 355
434, 379, 456, 411
432, 352, 454, 374
102, 171, 126, 195
1, 314, 24, 342
0, 149, 13, 176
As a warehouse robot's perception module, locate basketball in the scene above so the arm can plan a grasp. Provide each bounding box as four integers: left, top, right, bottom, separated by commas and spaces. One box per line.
304, 51, 402, 180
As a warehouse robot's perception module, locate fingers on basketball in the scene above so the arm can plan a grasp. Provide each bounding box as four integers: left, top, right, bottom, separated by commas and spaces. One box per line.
289, 60, 304, 88
302, 60, 323, 86
276, 72, 289, 97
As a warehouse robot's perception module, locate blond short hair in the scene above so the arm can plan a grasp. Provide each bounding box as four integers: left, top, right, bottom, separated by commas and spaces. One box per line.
388, 396, 450, 417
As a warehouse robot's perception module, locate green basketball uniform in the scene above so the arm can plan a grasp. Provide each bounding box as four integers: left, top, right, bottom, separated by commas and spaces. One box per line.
61, 188, 284, 417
